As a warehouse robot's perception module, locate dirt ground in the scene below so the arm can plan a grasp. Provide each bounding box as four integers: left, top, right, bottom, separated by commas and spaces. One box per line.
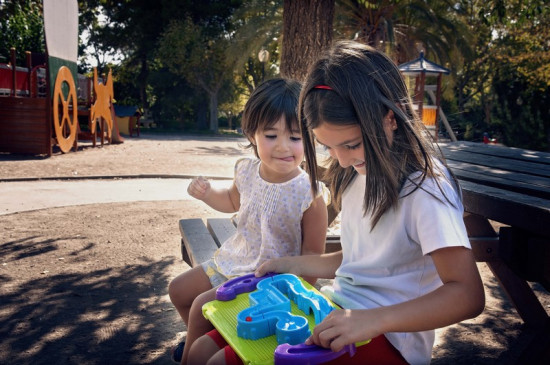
0, 132, 549, 365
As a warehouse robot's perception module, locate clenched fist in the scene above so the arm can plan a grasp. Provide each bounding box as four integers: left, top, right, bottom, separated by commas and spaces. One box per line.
187, 176, 211, 201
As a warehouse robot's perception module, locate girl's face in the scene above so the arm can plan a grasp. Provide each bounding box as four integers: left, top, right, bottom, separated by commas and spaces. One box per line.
251, 117, 304, 183
313, 122, 366, 175
312, 112, 396, 176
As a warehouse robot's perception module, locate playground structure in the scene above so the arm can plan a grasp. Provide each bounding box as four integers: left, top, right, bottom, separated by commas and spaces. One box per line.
88, 67, 114, 144
0, 0, 118, 157
398, 52, 457, 142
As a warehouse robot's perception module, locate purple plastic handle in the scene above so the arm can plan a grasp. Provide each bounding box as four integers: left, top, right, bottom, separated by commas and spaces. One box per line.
216, 272, 276, 301
274, 343, 356, 365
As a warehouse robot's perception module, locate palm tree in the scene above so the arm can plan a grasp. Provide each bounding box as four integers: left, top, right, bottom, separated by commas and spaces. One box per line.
335, 0, 470, 65
230, 0, 284, 92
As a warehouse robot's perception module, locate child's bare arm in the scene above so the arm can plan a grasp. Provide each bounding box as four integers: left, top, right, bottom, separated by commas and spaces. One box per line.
306, 246, 485, 352
255, 250, 342, 280
187, 177, 240, 213
300, 194, 328, 285
301, 195, 328, 255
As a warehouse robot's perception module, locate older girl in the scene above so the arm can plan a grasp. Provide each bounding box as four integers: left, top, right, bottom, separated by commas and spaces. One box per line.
254, 41, 485, 365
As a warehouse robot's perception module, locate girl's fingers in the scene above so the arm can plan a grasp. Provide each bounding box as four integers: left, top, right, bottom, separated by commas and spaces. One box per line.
310, 324, 339, 349
308, 312, 350, 351
196, 176, 208, 189
329, 337, 346, 353
187, 177, 209, 197
255, 261, 272, 277
255, 258, 288, 277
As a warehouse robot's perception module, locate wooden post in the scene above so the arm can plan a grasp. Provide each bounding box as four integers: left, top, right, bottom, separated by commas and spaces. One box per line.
10, 48, 16, 97
418, 71, 425, 121
26, 51, 32, 97
434, 74, 442, 141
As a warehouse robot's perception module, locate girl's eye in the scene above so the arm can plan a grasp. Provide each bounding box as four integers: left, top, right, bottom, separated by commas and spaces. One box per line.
290, 136, 302, 142
265, 135, 277, 139
345, 143, 361, 150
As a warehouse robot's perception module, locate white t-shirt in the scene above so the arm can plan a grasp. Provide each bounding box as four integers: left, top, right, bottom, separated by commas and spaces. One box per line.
214, 158, 323, 277
322, 163, 470, 365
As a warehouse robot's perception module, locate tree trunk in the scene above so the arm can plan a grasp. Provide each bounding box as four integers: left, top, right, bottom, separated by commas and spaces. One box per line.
196, 99, 208, 130
280, 0, 334, 81
209, 91, 219, 133
139, 55, 149, 109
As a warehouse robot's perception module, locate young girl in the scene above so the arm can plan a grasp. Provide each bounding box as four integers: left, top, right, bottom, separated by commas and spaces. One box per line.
190, 41, 484, 365
168, 78, 328, 365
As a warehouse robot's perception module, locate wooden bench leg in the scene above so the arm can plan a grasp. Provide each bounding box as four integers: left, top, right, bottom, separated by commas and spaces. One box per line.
487, 259, 548, 327
180, 238, 192, 267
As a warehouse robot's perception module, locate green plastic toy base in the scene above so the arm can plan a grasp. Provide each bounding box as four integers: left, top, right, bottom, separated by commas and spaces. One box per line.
202, 277, 336, 365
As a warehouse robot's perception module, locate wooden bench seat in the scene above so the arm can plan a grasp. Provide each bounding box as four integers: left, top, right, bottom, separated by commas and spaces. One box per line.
178, 218, 232, 267
179, 217, 342, 267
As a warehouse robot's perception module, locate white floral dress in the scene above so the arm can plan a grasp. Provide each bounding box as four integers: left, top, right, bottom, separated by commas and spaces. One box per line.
213, 158, 322, 277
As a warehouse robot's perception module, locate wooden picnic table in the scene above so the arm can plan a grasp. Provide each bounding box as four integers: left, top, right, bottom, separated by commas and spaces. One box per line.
439, 140, 550, 360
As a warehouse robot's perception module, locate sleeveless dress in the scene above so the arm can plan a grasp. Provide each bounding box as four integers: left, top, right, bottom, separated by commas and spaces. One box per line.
213, 157, 323, 277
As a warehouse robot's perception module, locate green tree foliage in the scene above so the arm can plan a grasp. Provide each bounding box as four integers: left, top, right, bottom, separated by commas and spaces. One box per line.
157, 1, 284, 132
232, 0, 283, 93
93, 0, 173, 109
487, 1, 550, 150
158, 18, 231, 132
452, 0, 549, 150
95, 0, 245, 131
77, 0, 123, 73
0, 0, 44, 65
335, 0, 467, 65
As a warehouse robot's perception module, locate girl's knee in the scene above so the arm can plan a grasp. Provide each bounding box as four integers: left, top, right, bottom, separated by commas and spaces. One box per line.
188, 335, 220, 365
168, 268, 211, 305
206, 349, 227, 365
168, 275, 184, 302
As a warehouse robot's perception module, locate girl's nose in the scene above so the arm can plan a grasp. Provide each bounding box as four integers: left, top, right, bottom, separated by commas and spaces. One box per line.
276, 137, 290, 150
331, 149, 350, 168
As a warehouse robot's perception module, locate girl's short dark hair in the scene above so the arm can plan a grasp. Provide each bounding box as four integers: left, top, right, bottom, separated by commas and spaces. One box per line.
241, 78, 302, 158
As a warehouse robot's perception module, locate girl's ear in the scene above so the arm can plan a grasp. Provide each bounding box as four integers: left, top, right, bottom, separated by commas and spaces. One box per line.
383, 110, 398, 144
248, 135, 256, 145
385, 110, 397, 131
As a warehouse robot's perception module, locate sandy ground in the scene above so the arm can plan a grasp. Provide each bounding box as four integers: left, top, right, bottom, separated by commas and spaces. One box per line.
0, 132, 548, 364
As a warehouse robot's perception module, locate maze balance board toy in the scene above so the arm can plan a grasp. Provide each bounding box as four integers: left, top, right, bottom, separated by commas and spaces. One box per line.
202, 273, 366, 365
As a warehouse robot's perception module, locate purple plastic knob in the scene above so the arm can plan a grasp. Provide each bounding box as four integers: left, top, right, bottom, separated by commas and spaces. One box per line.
274, 343, 356, 365
216, 272, 276, 301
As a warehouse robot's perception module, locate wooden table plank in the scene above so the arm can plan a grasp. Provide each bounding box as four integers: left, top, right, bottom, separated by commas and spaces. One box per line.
447, 161, 550, 199
441, 148, 550, 178
459, 180, 550, 238
440, 141, 550, 165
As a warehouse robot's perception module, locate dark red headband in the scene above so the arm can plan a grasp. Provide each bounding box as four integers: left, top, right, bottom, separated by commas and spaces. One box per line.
313, 85, 333, 90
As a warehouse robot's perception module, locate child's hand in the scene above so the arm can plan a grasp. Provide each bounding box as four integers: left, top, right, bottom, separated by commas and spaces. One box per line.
304, 309, 379, 352
255, 257, 293, 277
187, 176, 211, 201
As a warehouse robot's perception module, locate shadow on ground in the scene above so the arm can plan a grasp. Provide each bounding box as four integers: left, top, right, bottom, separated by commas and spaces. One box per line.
432, 266, 549, 364
1, 254, 176, 364
0, 201, 197, 365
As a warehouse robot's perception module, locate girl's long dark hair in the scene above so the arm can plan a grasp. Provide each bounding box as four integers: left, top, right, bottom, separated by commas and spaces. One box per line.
299, 40, 459, 229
